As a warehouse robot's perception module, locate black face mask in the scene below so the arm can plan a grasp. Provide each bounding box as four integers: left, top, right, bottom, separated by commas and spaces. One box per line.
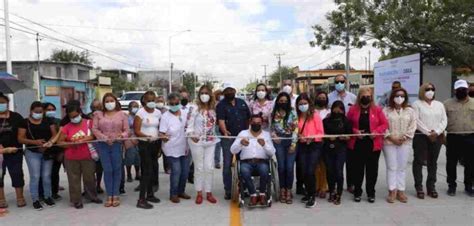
180, 99, 189, 106
469, 91, 474, 98
250, 124, 261, 133
277, 102, 287, 109
315, 99, 328, 108
456, 90, 468, 100
332, 112, 344, 118
224, 93, 235, 101
360, 96, 371, 106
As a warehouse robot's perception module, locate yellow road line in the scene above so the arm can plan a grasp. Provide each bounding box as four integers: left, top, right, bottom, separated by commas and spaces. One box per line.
230, 201, 242, 226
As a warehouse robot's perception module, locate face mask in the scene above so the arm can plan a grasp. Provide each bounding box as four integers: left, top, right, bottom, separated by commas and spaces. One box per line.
455, 90, 468, 100
219, 96, 224, 101
155, 102, 164, 109
277, 102, 287, 109
169, 105, 181, 113
335, 83, 345, 92
256, 91, 266, 100
224, 93, 235, 101
425, 91, 435, 100
360, 96, 371, 106
71, 115, 82, 124
200, 94, 210, 103
0, 103, 7, 113
332, 112, 344, 118
105, 102, 116, 111
282, 85, 292, 94
131, 107, 139, 114
32, 112, 43, 120
315, 99, 327, 108
394, 96, 405, 105
250, 124, 261, 133
45, 111, 56, 118
469, 91, 474, 98
146, 102, 156, 109
298, 104, 309, 113
180, 99, 189, 106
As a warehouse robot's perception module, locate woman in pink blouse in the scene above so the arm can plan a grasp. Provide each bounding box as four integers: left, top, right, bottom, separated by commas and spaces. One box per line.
249, 83, 273, 131
92, 93, 129, 207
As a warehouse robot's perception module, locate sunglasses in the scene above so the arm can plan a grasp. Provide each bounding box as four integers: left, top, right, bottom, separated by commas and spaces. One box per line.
425, 88, 435, 92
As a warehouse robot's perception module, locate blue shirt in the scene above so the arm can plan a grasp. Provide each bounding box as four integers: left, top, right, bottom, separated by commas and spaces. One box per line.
216, 98, 251, 136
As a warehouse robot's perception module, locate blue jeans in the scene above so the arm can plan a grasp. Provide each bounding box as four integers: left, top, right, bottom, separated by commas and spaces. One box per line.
221, 138, 235, 194
324, 147, 346, 194
240, 160, 270, 195
214, 142, 222, 165
168, 155, 190, 197
96, 142, 123, 196
25, 150, 53, 201
274, 140, 297, 189
297, 142, 323, 196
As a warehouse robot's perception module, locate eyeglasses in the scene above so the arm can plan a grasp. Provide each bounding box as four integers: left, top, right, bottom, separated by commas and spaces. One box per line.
335, 81, 345, 84
425, 88, 435, 92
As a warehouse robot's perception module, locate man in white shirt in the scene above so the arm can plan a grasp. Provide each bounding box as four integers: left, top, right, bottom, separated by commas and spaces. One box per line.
328, 74, 357, 111
230, 114, 276, 206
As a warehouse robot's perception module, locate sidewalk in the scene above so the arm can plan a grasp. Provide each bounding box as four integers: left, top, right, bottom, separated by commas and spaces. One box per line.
1, 147, 473, 226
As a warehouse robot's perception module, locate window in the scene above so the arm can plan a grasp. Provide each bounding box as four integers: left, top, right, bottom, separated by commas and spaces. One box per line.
56, 67, 62, 78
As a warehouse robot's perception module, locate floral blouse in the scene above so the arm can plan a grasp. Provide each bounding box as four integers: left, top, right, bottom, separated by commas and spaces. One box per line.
270, 110, 298, 145
249, 100, 273, 131
186, 107, 220, 145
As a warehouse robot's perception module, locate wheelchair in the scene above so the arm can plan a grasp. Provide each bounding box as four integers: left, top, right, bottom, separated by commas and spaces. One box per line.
231, 155, 279, 208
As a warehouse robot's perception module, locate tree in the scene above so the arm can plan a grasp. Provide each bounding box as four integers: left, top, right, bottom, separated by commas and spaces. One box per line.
310, 0, 474, 69
49, 49, 93, 65
100, 72, 136, 94
268, 66, 296, 88
244, 81, 258, 94
182, 72, 201, 99
325, 61, 354, 70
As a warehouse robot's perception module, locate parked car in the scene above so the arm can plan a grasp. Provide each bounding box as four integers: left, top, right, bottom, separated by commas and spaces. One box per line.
118, 91, 146, 110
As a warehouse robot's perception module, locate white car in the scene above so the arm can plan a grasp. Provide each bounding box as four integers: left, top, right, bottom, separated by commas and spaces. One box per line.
118, 91, 146, 110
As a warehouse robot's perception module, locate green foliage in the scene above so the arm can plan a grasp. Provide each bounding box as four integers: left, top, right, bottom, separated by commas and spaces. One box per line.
182, 72, 201, 99
100, 72, 136, 94
268, 66, 296, 88
325, 61, 354, 70
49, 49, 93, 65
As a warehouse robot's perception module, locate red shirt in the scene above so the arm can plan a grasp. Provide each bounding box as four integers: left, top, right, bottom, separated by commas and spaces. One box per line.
61, 119, 93, 160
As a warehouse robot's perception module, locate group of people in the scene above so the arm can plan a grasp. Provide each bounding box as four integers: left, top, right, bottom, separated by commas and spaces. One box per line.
0, 75, 473, 214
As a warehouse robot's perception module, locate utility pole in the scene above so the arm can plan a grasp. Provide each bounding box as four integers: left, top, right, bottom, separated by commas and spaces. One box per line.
275, 53, 285, 87
261, 64, 267, 84
368, 50, 371, 72
36, 33, 41, 101
4, 0, 14, 110
364, 57, 367, 72
345, 31, 350, 79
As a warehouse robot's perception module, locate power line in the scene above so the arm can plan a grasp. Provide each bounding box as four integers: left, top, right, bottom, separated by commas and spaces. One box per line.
307, 49, 346, 69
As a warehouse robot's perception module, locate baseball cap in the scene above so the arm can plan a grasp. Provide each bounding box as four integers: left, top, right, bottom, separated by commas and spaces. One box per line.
454, 80, 468, 90
222, 82, 236, 91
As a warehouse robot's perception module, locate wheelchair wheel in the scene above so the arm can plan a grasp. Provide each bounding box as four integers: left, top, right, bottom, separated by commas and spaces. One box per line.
270, 159, 280, 202
231, 161, 240, 203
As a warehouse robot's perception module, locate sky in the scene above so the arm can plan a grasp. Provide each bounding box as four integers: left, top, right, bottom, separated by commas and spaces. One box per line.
1, 0, 381, 88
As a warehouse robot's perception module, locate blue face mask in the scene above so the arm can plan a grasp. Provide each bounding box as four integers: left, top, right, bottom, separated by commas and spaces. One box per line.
45, 111, 56, 118
70, 115, 82, 124
0, 103, 7, 113
169, 104, 181, 113
335, 83, 345, 92
298, 104, 309, 113
32, 112, 43, 120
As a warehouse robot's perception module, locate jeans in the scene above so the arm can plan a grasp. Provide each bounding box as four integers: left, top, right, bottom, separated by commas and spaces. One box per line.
325, 148, 346, 194
138, 141, 159, 199
25, 150, 53, 201
274, 139, 296, 189
168, 155, 190, 197
221, 138, 235, 195
412, 134, 442, 191
297, 142, 323, 196
353, 139, 381, 197
383, 144, 410, 191
446, 134, 474, 189
214, 142, 222, 166
240, 160, 269, 195
189, 142, 216, 192
96, 142, 123, 196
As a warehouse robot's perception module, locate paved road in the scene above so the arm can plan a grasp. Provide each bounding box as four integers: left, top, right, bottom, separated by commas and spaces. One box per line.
1, 147, 473, 226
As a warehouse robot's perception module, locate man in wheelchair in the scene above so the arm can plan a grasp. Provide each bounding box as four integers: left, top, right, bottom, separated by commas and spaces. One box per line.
230, 114, 276, 206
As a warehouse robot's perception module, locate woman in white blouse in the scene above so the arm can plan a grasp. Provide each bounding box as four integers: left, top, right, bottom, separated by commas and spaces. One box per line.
186, 85, 219, 205
383, 88, 417, 204
411, 83, 447, 199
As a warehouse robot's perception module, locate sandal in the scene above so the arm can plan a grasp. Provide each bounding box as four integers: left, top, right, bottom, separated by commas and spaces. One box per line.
104, 197, 113, 207
428, 190, 438, 199
416, 190, 425, 199
17, 198, 26, 208
112, 197, 120, 207
0, 199, 8, 208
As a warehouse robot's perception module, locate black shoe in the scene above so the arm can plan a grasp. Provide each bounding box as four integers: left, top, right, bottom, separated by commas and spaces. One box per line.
97, 187, 104, 194
43, 198, 55, 207
135, 176, 141, 181
74, 202, 83, 209
301, 196, 309, 203
134, 185, 140, 192
368, 196, 375, 203
90, 198, 103, 204
465, 188, 474, 197
127, 177, 133, 183
305, 196, 316, 208
354, 196, 361, 202
33, 201, 43, 211
146, 196, 161, 203
137, 199, 153, 209
224, 193, 231, 200
52, 194, 62, 201
120, 188, 126, 195
447, 187, 456, 196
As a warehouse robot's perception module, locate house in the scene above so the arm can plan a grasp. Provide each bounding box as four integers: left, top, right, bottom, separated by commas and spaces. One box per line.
101, 69, 138, 82
138, 70, 185, 95
0, 61, 96, 117
292, 67, 374, 95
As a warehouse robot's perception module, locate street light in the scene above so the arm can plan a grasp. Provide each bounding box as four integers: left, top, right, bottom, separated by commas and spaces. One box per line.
168, 29, 191, 94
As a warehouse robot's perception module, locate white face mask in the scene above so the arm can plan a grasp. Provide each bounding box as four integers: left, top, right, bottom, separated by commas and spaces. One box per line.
394, 96, 405, 105
156, 102, 164, 109
219, 96, 224, 101
282, 85, 292, 94
298, 104, 309, 113
256, 91, 266, 100
425, 91, 435, 100
131, 107, 139, 114
200, 94, 210, 103
105, 102, 116, 111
